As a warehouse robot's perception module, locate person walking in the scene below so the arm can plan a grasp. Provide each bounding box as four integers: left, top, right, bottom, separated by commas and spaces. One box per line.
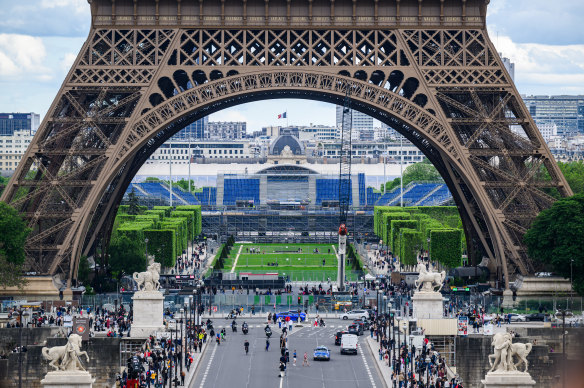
303, 352, 310, 367
293, 350, 297, 366
279, 361, 286, 378
278, 316, 282, 329
266, 339, 270, 351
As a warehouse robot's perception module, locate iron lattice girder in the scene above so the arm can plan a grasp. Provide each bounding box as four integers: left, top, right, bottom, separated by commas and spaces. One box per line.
0, 5, 572, 284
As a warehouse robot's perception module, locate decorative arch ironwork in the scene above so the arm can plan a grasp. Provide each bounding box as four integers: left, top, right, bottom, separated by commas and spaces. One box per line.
1, 0, 572, 290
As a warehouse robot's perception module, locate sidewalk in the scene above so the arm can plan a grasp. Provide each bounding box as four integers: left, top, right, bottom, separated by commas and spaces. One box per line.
365, 336, 392, 388
183, 337, 209, 387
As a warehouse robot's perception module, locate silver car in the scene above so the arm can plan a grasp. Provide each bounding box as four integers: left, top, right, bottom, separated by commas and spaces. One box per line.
340, 310, 368, 320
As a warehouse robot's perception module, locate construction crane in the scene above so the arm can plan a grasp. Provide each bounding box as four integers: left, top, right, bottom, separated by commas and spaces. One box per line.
337, 89, 353, 292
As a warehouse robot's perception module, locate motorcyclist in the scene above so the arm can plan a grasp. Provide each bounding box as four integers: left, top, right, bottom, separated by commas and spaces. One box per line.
232, 320, 237, 332
242, 321, 248, 333
265, 325, 272, 338
244, 340, 250, 355
319, 318, 325, 327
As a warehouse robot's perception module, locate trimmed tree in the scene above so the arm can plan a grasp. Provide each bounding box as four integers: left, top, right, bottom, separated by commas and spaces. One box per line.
430, 229, 463, 268
390, 219, 418, 254
400, 228, 423, 266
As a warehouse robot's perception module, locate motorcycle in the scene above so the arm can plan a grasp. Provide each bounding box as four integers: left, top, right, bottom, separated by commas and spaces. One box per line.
265, 326, 272, 338
232, 322, 237, 333
242, 323, 249, 335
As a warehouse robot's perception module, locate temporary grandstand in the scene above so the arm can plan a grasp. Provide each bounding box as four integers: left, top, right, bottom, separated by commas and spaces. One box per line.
122, 164, 453, 243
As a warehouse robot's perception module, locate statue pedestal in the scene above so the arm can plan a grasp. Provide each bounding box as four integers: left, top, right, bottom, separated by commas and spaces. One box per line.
502, 289, 515, 308
412, 291, 443, 319
481, 371, 535, 388
132, 290, 164, 338
41, 371, 95, 388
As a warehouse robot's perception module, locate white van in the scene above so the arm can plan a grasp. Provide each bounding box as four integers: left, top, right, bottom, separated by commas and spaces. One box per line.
340, 334, 358, 355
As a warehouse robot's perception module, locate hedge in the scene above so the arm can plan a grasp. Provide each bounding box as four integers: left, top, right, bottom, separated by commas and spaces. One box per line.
171, 210, 195, 241
144, 229, 177, 267
135, 214, 161, 229
374, 206, 402, 236
381, 212, 410, 245
400, 228, 423, 266
417, 206, 458, 224
144, 209, 166, 220
390, 220, 419, 254
430, 229, 463, 268
444, 215, 462, 229
115, 214, 136, 225
153, 206, 173, 217
175, 205, 202, 236
411, 213, 431, 231
421, 219, 444, 249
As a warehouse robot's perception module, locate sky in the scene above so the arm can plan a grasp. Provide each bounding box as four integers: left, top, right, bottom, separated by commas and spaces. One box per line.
0, 0, 582, 133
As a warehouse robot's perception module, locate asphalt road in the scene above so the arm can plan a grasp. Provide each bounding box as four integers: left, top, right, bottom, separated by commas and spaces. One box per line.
190, 317, 383, 388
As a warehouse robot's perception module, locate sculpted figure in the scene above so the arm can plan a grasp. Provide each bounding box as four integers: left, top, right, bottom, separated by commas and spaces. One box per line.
488, 332, 533, 373
133, 262, 161, 291
414, 263, 446, 292
42, 334, 90, 372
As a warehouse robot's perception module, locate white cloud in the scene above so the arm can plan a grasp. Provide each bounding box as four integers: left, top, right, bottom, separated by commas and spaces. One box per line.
209, 110, 249, 124
490, 31, 584, 95
61, 52, 78, 72
0, 34, 51, 79
40, 0, 87, 14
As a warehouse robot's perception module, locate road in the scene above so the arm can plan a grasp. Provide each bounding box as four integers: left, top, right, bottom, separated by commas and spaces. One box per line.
190, 317, 383, 388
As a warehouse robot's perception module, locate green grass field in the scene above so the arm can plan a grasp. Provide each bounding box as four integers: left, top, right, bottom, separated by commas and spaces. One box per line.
221, 243, 360, 281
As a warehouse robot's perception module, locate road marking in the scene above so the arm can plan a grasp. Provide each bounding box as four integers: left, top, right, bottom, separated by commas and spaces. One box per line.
199, 343, 217, 387
230, 244, 244, 273
359, 341, 377, 388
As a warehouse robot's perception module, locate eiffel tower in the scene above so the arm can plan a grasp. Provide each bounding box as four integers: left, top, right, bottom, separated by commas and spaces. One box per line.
1, 0, 572, 291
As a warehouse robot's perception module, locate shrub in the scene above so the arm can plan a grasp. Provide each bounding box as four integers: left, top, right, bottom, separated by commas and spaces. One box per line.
430, 229, 463, 268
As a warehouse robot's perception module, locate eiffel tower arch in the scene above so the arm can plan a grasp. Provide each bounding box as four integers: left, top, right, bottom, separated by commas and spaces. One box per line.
1, 0, 572, 289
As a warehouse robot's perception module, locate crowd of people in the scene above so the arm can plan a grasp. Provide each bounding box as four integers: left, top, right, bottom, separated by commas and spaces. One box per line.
173, 242, 206, 275
372, 312, 463, 388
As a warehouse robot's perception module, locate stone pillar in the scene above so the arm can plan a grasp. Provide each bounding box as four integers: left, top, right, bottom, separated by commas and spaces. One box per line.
131, 290, 164, 338
41, 371, 95, 388
481, 371, 536, 388
412, 291, 443, 319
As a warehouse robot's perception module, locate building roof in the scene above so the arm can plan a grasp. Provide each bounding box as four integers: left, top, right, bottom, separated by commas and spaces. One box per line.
269, 134, 304, 156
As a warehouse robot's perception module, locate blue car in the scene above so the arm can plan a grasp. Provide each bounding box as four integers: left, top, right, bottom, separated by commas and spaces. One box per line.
313, 346, 331, 361
275, 311, 307, 322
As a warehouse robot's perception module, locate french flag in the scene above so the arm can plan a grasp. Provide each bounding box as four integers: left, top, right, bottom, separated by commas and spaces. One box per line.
277, 112, 287, 119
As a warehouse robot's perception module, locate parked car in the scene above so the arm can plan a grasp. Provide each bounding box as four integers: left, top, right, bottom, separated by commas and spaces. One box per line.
275, 311, 307, 322
348, 323, 363, 336
335, 330, 349, 346
340, 310, 369, 320
525, 313, 547, 322
508, 313, 526, 322
313, 346, 331, 361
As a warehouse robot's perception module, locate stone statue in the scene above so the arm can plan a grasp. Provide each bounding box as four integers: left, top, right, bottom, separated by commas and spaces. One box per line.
133, 262, 161, 291
414, 263, 446, 292
488, 332, 533, 373
281, 145, 294, 158
42, 334, 90, 372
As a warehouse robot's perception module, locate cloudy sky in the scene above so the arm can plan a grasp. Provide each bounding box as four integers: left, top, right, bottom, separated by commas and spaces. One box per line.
0, 0, 582, 132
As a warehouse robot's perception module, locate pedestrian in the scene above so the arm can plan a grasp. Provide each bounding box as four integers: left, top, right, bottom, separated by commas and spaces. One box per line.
180, 370, 185, 385
278, 317, 282, 329
303, 352, 310, 366
288, 319, 293, 333
266, 339, 270, 351
293, 350, 297, 366
279, 361, 286, 378
314, 317, 318, 327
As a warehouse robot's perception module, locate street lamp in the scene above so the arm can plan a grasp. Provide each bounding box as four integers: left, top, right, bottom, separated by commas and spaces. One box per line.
145, 238, 149, 261
570, 259, 574, 310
